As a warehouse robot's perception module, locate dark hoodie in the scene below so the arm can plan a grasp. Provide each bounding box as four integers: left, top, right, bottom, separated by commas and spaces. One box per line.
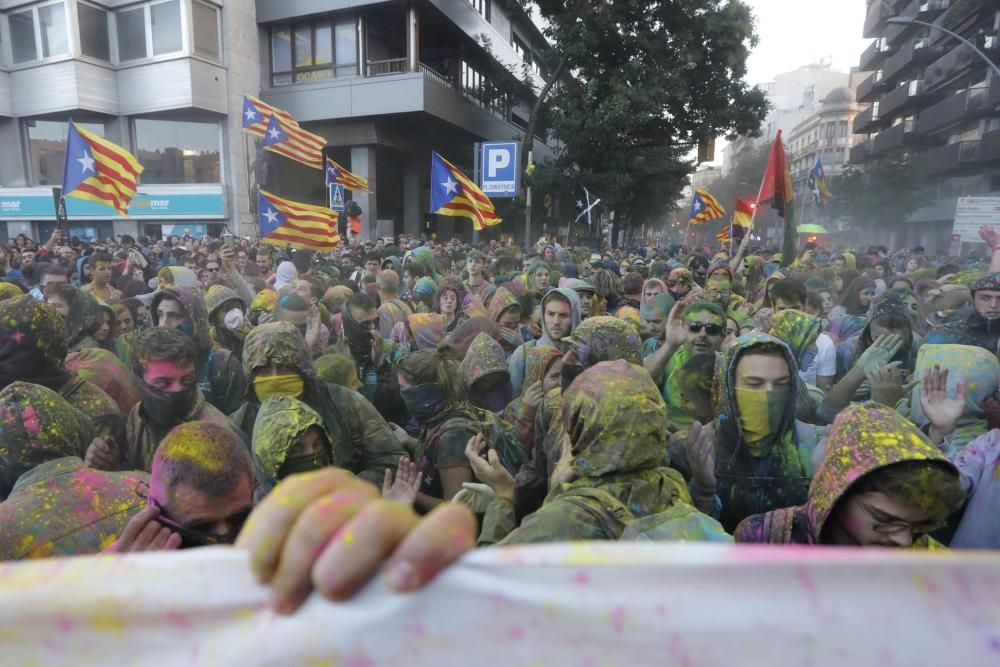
924, 272, 1000, 355
65, 285, 103, 352
735, 403, 958, 548
251, 396, 334, 499
151, 287, 245, 415
834, 291, 917, 402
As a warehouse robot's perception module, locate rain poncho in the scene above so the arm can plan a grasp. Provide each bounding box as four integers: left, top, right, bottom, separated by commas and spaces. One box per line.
924, 272, 1000, 355
392, 314, 447, 353
735, 403, 958, 548
407, 246, 442, 282
507, 288, 581, 396
460, 332, 512, 413
65, 348, 141, 418
713, 332, 820, 532
481, 361, 695, 545
0, 457, 147, 559
314, 353, 362, 390
903, 344, 999, 454
487, 286, 520, 324
445, 317, 502, 359
768, 309, 825, 421
252, 396, 333, 496
65, 286, 103, 352
205, 284, 247, 358
233, 322, 406, 485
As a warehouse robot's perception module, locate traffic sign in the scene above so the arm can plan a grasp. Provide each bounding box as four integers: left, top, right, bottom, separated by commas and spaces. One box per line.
328, 183, 346, 212
480, 141, 518, 198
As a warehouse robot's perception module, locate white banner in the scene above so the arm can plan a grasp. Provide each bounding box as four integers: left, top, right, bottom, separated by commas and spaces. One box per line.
1, 543, 999, 666
954, 196, 1000, 243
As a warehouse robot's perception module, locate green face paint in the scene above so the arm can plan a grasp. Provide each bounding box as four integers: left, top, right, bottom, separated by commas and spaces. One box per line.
735, 386, 789, 457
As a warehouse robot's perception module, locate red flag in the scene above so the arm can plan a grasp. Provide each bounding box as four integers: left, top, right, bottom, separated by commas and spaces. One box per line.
733, 198, 754, 228
756, 130, 795, 265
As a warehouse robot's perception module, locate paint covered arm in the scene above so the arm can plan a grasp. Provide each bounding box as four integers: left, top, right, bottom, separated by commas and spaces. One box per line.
950, 429, 1000, 496
339, 387, 410, 485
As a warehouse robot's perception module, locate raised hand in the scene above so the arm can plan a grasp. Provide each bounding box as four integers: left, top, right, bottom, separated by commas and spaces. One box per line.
865, 362, 904, 408
856, 333, 904, 374
464, 434, 515, 502
451, 482, 496, 513
685, 421, 716, 491
520, 381, 545, 411
103, 505, 181, 553
664, 301, 689, 349
980, 226, 1000, 251
920, 365, 967, 431
382, 457, 423, 506
85, 436, 119, 470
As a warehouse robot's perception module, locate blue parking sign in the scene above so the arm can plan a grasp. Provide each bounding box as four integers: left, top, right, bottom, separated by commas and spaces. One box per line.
480, 142, 519, 198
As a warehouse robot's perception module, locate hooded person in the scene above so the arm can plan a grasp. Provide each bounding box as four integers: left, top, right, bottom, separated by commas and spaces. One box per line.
407, 246, 442, 283
640, 278, 668, 309
477, 361, 701, 545
340, 293, 406, 425
503, 345, 563, 447
205, 284, 249, 358
767, 309, 827, 418
410, 276, 438, 313
151, 287, 246, 416
314, 352, 363, 391
924, 272, 1000, 355
232, 321, 407, 485
487, 286, 525, 356
248, 288, 279, 327
902, 344, 1000, 454
392, 313, 448, 353
735, 403, 963, 548
515, 316, 644, 518
252, 396, 335, 499
443, 316, 503, 360
828, 275, 876, 341
507, 287, 581, 397
273, 260, 298, 290
65, 347, 142, 418
155, 265, 199, 290
0, 296, 124, 445
460, 332, 514, 414
43, 283, 102, 352
693, 332, 825, 533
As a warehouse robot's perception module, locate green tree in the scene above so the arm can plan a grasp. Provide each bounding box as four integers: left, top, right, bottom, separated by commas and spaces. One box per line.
509, 0, 769, 238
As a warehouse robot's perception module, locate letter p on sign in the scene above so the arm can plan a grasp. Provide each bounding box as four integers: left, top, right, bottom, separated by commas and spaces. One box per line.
479, 142, 518, 198
487, 149, 510, 177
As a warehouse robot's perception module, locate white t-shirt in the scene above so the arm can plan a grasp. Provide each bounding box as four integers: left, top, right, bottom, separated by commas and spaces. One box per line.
800, 333, 836, 388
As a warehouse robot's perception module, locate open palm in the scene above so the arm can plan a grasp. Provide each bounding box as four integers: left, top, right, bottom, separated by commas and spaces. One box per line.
920, 365, 966, 429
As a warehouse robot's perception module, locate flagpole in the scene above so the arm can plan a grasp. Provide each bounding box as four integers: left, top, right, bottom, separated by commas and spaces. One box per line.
798, 163, 811, 230
243, 132, 258, 238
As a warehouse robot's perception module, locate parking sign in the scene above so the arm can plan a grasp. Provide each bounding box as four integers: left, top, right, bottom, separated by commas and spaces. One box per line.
480, 142, 518, 198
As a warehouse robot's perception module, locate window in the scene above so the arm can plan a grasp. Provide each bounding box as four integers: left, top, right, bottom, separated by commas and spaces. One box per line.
78, 3, 110, 61
824, 122, 837, 139
116, 0, 183, 62
9, 1, 68, 64
192, 1, 221, 61
270, 17, 356, 86
26, 120, 105, 186
468, 0, 490, 19
134, 118, 221, 184
838, 120, 849, 138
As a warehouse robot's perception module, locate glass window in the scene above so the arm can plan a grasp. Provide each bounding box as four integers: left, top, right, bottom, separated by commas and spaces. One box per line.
26, 120, 105, 186
78, 3, 110, 61
271, 25, 292, 85
315, 24, 332, 65
335, 20, 356, 75
10, 10, 37, 64
134, 119, 221, 184
151, 0, 182, 56
192, 1, 221, 61
294, 23, 313, 67
37, 2, 67, 58
117, 7, 148, 61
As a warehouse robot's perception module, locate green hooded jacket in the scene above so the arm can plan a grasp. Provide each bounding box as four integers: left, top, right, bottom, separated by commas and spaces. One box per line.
252, 395, 334, 496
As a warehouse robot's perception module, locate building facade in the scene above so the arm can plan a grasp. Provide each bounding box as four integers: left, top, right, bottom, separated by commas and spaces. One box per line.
0, 0, 259, 242
850, 0, 1000, 252
254, 0, 554, 242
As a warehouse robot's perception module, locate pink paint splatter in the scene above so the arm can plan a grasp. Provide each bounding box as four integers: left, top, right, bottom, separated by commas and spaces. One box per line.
166, 611, 193, 629
573, 570, 589, 585
507, 626, 525, 640
56, 615, 74, 633
21, 406, 40, 434
343, 652, 375, 667
656, 603, 669, 617
610, 607, 627, 633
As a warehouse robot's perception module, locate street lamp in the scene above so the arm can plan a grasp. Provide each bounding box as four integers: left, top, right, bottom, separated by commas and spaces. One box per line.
885, 16, 1000, 79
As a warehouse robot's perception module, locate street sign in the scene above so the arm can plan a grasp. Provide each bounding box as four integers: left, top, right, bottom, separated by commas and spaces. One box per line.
953, 196, 1000, 243
480, 141, 518, 198
328, 183, 346, 212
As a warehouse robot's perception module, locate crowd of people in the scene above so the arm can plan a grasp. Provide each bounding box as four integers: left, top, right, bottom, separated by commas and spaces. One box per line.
1, 224, 999, 612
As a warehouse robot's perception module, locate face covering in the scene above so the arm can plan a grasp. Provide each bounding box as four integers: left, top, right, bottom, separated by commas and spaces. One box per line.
341, 305, 374, 361
223, 308, 244, 330
735, 386, 789, 457
177, 322, 196, 339
400, 384, 448, 423
138, 380, 198, 428
253, 373, 305, 401
561, 363, 586, 392
279, 447, 332, 478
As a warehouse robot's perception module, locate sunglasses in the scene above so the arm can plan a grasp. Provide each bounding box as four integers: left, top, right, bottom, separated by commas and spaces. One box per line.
687, 321, 724, 336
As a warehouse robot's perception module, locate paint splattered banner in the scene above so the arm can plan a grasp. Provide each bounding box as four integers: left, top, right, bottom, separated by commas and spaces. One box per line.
1, 543, 999, 666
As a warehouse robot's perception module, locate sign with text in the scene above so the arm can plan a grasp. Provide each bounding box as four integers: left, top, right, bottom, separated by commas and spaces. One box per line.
953, 196, 1000, 243
480, 141, 519, 198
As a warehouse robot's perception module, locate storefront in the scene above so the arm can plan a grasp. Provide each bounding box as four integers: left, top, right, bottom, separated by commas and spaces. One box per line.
0, 185, 228, 243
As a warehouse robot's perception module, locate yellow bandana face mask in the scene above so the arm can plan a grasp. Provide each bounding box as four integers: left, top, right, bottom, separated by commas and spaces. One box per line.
735, 386, 789, 457
253, 373, 305, 401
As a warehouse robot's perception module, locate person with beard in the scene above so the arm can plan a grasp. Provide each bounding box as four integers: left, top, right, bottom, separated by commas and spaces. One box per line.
116, 328, 235, 472
151, 287, 246, 415
340, 292, 406, 424
232, 321, 406, 485
106, 422, 255, 552
644, 301, 726, 433
924, 273, 1000, 355
735, 403, 963, 548
506, 288, 581, 397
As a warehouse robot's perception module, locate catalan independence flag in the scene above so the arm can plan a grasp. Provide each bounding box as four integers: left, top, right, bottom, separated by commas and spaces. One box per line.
325, 158, 371, 193
715, 226, 731, 242
807, 155, 833, 204
241, 95, 298, 138
262, 114, 325, 170
430, 152, 500, 231
61, 123, 143, 216
258, 189, 340, 252
689, 189, 725, 224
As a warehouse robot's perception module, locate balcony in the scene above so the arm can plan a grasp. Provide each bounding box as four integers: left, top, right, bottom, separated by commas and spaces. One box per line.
857, 70, 886, 103
924, 35, 999, 92
859, 38, 895, 71
878, 80, 925, 117
882, 38, 939, 85
925, 129, 1000, 175
917, 0, 951, 21
853, 103, 890, 134
850, 139, 874, 163
864, 0, 891, 38
885, 0, 920, 47
917, 77, 1000, 135
870, 118, 917, 157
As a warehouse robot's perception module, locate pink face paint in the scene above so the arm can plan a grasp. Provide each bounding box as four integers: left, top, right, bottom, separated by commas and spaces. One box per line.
21, 406, 40, 434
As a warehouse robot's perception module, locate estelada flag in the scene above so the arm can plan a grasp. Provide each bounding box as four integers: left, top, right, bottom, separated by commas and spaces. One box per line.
756, 130, 795, 266
262, 114, 325, 170
258, 189, 340, 252
326, 158, 371, 193
690, 189, 725, 224
430, 152, 500, 231
61, 123, 144, 216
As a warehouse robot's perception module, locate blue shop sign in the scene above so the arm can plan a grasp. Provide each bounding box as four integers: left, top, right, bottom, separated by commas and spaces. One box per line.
0, 191, 225, 219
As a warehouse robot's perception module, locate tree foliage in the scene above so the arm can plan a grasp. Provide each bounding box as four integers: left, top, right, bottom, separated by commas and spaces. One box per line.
511, 0, 769, 230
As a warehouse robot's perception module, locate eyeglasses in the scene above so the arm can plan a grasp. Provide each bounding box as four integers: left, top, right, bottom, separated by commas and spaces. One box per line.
148, 496, 252, 547
207, 267, 220, 273
687, 321, 724, 336
856, 499, 940, 536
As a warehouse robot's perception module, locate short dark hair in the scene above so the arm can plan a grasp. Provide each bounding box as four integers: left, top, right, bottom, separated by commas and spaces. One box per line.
292, 250, 313, 274
298, 274, 326, 301
133, 327, 197, 371
346, 292, 377, 315
88, 251, 113, 266
365, 252, 382, 264
683, 301, 725, 322
623, 272, 644, 295
805, 289, 824, 313
152, 422, 253, 499
39, 264, 70, 280
769, 279, 807, 306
